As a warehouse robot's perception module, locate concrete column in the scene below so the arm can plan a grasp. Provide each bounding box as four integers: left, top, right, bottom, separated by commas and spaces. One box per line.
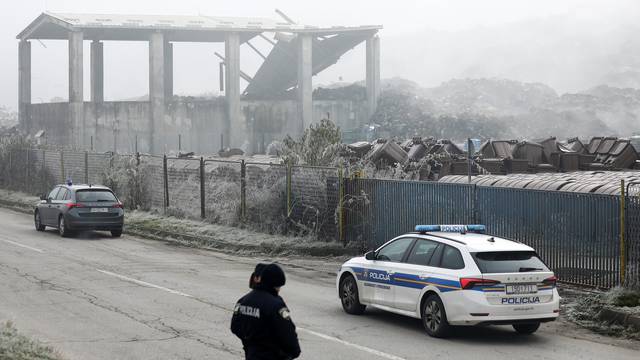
164, 42, 173, 100
149, 32, 165, 154
297, 34, 313, 135
366, 35, 381, 119
90, 40, 104, 103
69, 31, 84, 148
18, 40, 31, 132
225, 32, 242, 148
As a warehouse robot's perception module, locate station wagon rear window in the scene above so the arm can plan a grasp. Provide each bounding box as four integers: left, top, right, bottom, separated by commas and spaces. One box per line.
76, 190, 117, 202
471, 251, 550, 273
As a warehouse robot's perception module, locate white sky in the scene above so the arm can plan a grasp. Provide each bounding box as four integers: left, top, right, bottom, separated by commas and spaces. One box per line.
0, 0, 637, 108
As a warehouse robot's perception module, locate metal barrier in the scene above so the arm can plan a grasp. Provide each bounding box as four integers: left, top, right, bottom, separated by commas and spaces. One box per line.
344, 179, 475, 249
1, 146, 638, 288
477, 186, 620, 288
344, 178, 632, 288
626, 183, 640, 288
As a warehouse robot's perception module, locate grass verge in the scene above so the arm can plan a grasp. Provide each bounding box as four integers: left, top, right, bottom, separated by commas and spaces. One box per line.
0, 321, 65, 360
565, 287, 640, 339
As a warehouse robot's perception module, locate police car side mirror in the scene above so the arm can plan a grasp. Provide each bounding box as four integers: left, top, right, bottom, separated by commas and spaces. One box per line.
365, 251, 376, 261
39, 193, 47, 201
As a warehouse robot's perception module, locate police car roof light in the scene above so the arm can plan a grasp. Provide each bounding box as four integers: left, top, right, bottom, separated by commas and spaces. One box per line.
415, 224, 486, 234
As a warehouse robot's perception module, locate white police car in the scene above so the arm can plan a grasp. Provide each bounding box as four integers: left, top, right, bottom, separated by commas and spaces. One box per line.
336, 225, 560, 337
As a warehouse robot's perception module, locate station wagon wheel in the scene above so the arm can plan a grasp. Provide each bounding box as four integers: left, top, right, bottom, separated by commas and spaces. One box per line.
340, 275, 366, 315
34, 211, 45, 231
422, 294, 451, 338
58, 216, 72, 238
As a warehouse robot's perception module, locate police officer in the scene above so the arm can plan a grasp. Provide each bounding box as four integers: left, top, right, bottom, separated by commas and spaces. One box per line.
231, 263, 301, 360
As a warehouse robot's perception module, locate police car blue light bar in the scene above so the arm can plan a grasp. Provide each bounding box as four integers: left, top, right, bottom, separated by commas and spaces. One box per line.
415, 224, 486, 233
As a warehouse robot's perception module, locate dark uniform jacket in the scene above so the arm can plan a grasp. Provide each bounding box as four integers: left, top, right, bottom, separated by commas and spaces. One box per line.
231, 286, 301, 360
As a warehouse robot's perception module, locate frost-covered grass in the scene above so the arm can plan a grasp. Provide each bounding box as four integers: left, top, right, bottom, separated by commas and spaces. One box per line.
0, 189, 39, 210
126, 210, 358, 256
565, 287, 640, 339
0, 321, 65, 360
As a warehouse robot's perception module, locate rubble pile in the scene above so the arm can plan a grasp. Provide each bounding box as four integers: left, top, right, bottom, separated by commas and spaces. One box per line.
338, 135, 639, 181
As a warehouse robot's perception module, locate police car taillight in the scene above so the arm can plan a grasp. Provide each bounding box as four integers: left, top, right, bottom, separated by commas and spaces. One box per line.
542, 276, 557, 287
460, 277, 500, 289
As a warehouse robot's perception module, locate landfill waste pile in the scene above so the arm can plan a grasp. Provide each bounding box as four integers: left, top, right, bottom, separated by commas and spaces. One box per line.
335, 135, 639, 181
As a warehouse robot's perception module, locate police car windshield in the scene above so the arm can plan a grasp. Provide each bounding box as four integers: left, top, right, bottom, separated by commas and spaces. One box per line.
471, 251, 549, 273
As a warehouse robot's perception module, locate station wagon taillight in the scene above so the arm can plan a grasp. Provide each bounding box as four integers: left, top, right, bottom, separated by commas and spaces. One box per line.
113, 202, 123, 208
459, 277, 500, 289
65, 203, 83, 209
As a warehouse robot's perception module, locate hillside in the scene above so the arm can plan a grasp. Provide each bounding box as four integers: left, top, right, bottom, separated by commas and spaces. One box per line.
370, 77, 639, 141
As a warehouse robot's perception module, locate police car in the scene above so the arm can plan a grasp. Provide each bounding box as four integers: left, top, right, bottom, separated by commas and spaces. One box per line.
336, 225, 560, 337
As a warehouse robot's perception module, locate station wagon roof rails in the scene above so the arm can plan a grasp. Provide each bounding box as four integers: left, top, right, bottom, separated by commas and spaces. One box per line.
409, 231, 467, 245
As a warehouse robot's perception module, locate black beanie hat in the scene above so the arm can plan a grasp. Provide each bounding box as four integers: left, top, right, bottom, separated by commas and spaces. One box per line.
253, 263, 267, 276
260, 263, 286, 288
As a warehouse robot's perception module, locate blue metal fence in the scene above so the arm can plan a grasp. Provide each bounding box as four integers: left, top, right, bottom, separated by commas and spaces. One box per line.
476, 187, 620, 288
344, 179, 475, 248
344, 178, 631, 288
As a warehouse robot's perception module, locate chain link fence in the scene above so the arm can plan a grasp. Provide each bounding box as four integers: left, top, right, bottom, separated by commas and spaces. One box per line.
1, 144, 639, 288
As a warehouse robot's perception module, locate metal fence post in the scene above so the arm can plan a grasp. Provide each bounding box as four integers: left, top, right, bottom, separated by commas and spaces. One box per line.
338, 166, 345, 246
620, 179, 626, 286
41, 149, 46, 194
25, 149, 30, 193
84, 151, 89, 184
7, 150, 12, 188
163, 155, 169, 211
7, 150, 13, 189
60, 150, 65, 183
240, 159, 246, 221
286, 160, 292, 218
200, 157, 206, 219
473, 184, 479, 224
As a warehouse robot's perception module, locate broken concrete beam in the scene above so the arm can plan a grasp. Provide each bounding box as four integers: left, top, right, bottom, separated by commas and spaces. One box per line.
367, 139, 408, 165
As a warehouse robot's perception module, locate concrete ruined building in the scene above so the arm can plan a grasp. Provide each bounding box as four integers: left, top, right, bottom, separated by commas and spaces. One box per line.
17, 12, 382, 154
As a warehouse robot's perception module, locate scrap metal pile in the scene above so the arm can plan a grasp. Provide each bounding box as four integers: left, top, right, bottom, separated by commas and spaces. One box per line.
340, 136, 639, 181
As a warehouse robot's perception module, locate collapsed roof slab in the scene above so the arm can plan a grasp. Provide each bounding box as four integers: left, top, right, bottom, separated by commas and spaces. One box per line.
244, 30, 377, 97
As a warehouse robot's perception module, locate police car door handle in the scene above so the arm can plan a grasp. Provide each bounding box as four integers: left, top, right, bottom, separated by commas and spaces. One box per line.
419, 274, 429, 280
387, 271, 395, 275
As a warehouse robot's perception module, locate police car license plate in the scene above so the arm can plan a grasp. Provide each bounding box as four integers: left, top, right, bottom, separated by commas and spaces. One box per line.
506, 284, 537, 295
91, 208, 108, 213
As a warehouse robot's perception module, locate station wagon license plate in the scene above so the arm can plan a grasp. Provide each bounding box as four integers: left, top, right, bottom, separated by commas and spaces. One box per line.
90, 208, 109, 213
506, 284, 537, 295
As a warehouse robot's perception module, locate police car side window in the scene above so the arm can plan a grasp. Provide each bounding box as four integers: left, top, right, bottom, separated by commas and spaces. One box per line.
376, 238, 414, 262
440, 245, 465, 270
427, 244, 444, 267
55, 188, 68, 201
406, 239, 440, 266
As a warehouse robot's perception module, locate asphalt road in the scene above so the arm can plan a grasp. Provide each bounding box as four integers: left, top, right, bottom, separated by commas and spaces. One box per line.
0, 207, 638, 360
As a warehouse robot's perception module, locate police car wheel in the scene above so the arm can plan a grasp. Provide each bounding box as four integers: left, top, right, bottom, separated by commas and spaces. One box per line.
340, 275, 366, 315
512, 323, 540, 335
422, 295, 451, 338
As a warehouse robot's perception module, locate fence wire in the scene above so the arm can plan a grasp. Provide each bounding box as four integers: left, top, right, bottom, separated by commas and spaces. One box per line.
1, 146, 638, 288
